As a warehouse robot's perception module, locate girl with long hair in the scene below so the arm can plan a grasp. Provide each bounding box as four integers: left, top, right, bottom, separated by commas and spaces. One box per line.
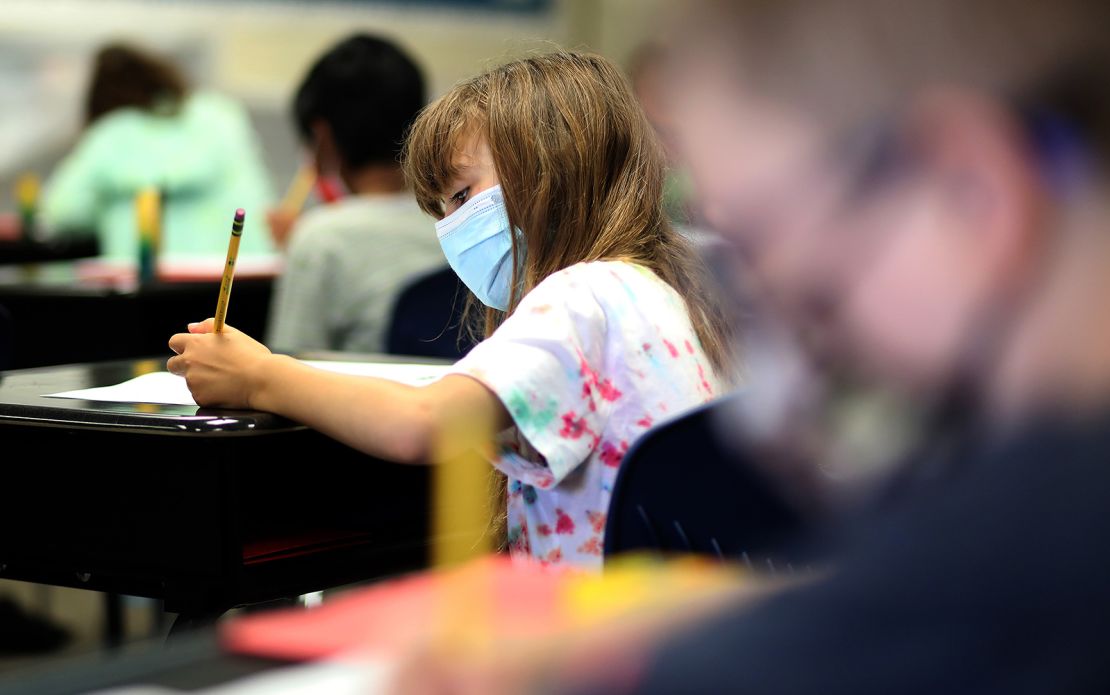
168, 51, 733, 569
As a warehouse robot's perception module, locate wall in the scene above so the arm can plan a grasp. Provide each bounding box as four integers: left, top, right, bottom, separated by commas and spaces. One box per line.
0, 0, 669, 203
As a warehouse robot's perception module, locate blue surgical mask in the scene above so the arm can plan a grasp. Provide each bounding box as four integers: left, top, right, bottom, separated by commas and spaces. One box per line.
435, 184, 517, 310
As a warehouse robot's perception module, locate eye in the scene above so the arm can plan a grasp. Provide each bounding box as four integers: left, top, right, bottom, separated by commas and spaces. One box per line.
448, 186, 470, 209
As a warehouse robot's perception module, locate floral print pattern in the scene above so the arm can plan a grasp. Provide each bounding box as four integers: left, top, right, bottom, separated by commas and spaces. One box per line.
449, 261, 726, 570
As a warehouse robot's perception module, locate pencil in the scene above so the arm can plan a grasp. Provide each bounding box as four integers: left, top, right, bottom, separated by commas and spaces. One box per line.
213, 208, 245, 334
281, 164, 317, 214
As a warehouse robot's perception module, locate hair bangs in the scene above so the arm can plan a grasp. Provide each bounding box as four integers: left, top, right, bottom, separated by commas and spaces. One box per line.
402, 82, 486, 219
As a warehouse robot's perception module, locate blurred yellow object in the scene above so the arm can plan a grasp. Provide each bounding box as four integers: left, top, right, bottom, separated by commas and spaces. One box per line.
565, 554, 744, 627
430, 407, 497, 569
281, 164, 317, 214
134, 188, 161, 247
16, 173, 40, 237
15, 173, 39, 211
135, 188, 161, 283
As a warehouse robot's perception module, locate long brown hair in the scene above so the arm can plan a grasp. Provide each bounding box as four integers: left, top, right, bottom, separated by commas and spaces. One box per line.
85, 43, 188, 126
402, 50, 734, 377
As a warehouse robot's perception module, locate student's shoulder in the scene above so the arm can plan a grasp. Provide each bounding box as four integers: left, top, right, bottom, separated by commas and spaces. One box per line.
538, 259, 640, 284
183, 91, 251, 123
521, 260, 653, 319
73, 107, 153, 151
293, 197, 429, 244
283, 207, 352, 264
535, 260, 665, 300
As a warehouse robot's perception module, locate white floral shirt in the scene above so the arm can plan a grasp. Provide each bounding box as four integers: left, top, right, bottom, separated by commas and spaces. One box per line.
449, 261, 726, 570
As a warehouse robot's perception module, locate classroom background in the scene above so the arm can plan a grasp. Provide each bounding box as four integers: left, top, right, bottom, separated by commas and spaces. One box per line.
0, 0, 668, 673
0, 0, 665, 212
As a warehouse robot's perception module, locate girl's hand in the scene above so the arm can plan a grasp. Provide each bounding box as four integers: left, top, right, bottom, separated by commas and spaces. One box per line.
167, 319, 273, 409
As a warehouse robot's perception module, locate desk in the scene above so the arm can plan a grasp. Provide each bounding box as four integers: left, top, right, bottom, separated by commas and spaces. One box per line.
0, 359, 430, 624
0, 238, 99, 266
0, 276, 273, 369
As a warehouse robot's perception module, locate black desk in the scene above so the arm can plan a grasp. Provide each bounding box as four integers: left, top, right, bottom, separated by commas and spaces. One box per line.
0, 277, 273, 369
0, 359, 430, 623
0, 238, 99, 267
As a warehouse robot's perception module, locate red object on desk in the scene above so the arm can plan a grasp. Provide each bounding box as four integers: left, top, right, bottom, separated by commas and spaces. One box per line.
74, 257, 283, 286
221, 556, 567, 662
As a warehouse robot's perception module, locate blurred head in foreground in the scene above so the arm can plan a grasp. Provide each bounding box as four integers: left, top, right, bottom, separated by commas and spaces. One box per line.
668, 0, 1110, 479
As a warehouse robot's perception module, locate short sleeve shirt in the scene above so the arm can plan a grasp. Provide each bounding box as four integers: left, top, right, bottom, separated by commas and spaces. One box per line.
449, 260, 727, 570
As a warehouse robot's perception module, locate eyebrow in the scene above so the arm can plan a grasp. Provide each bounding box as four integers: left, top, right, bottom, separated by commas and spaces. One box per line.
441, 160, 474, 196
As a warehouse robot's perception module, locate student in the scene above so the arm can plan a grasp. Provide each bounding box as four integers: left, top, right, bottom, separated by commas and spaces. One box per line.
265, 34, 445, 354
41, 43, 273, 261
169, 51, 734, 569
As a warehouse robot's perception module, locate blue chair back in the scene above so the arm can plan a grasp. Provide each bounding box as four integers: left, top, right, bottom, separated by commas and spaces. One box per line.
604, 396, 809, 564
385, 266, 475, 360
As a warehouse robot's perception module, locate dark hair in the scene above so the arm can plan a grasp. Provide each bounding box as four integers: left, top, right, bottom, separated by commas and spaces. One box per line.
84, 43, 188, 126
294, 34, 425, 169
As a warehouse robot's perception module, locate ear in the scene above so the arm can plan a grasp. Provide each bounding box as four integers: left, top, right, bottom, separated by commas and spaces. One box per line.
904, 88, 1047, 292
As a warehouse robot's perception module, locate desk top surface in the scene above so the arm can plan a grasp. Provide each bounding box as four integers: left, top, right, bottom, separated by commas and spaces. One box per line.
0, 268, 274, 298
0, 237, 99, 266
0, 353, 448, 436
0, 358, 298, 435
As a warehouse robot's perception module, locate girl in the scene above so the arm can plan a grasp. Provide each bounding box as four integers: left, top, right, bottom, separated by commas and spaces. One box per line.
168, 51, 733, 570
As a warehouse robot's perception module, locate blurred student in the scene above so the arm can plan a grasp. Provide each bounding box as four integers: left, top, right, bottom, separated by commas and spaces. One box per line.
265, 34, 445, 354
386, 0, 1110, 692
631, 1, 1110, 688
41, 43, 273, 261
169, 52, 734, 570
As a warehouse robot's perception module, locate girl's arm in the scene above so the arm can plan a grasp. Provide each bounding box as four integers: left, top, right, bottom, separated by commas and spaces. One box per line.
168, 319, 509, 464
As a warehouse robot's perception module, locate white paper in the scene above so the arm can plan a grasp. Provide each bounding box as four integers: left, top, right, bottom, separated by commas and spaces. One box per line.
45, 361, 452, 407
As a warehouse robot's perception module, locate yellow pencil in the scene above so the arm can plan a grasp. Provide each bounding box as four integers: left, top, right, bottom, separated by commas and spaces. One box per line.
281, 164, 317, 214
213, 208, 245, 334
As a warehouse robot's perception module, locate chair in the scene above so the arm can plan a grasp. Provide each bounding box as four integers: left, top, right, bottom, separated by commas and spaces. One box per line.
385, 266, 475, 360
604, 395, 809, 565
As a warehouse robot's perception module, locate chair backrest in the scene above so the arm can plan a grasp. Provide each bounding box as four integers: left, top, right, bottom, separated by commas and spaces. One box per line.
604, 395, 809, 565
385, 266, 475, 360
0, 303, 12, 372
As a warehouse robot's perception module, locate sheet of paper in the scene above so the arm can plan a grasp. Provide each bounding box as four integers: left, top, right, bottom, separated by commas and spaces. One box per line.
48, 371, 196, 406
44, 361, 453, 406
